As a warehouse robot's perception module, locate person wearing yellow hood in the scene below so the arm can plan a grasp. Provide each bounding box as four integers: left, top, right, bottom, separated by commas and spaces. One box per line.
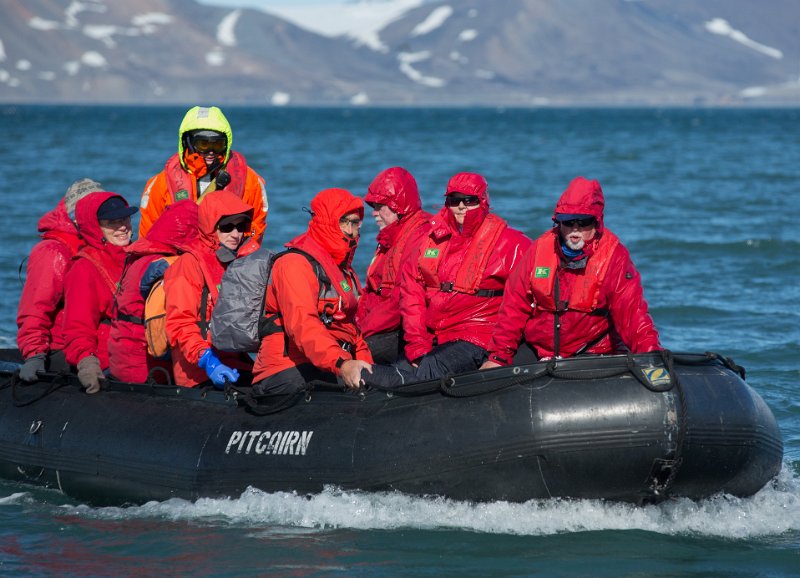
139, 105, 268, 257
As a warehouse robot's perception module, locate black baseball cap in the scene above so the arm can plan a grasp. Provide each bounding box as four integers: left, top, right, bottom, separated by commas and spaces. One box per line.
97, 196, 138, 220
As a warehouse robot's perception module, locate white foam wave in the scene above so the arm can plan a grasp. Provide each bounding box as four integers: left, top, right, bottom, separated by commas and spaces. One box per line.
60, 465, 800, 539
0, 492, 30, 505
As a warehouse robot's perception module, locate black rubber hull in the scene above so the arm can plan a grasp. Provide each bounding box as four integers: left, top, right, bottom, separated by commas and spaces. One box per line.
0, 352, 783, 506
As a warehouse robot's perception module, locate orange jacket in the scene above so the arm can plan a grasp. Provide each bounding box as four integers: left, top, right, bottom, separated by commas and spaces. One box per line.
252, 188, 372, 382
164, 190, 254, 387
139, 151, 267, 256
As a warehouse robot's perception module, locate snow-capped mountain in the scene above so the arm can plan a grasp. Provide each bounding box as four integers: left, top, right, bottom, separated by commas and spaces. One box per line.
1, 0, 797, 106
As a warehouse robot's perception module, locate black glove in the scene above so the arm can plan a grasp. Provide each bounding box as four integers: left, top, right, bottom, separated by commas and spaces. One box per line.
215, 170, 231, 190
19, 354, 46, 382
77, 355, 104, 394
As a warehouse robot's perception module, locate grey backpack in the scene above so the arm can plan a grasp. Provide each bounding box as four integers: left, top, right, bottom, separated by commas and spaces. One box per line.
210, 246, 278, 352
210, 247, 330, 352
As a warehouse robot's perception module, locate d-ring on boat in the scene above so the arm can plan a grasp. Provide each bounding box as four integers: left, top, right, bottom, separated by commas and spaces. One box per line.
0, 349, 783, 506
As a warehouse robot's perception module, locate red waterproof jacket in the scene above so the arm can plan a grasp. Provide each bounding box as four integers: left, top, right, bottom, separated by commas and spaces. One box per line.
486, 177, 661, 363
62, 192, 131, 369
399, 173, 531, 362
16, 199, 84, 359
164, 190, 254, 387
109, 200, 199, 383
252, 188, 373, 383
356, 167, 432, 338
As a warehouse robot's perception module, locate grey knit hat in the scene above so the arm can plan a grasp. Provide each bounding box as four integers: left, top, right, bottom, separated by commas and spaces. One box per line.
64, 178, 103, 220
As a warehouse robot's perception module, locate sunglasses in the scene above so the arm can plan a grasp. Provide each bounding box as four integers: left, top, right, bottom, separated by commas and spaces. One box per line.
445, 195, 481, 207
340, 217, 362, 227
218, 221, 249, 233
191, 138, 226, 154
560, 217, 596, 228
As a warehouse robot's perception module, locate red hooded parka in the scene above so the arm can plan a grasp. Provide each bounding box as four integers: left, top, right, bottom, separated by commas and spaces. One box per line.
109, 200, 199, 383
16, 199, 85, 359
398, 172, 532, 362
487, 176, 661, 363
252, 188, 373, 383
62, 192, 133, 369
164, 190, 254, 387
356, 167, 432, 338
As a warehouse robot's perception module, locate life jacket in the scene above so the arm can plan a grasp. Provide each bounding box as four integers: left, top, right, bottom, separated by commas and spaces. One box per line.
75, 246, 122, 295
530, 229, 621, 312
418, 213, 507, 297
42, 229, 83, 256
373, 211, 429, 296
164, 151, 249, 203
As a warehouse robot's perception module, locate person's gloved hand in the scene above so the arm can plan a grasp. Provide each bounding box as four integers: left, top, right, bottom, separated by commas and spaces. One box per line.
19, 353, 46, 382
77, 355, 104, 394
198, 348, 239, 389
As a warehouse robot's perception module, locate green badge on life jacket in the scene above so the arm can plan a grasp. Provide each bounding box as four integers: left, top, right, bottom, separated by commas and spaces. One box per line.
534, 266, 551, 278
424, 248, 439, 258
175, 189, 189, 201
340, 280, 352, 292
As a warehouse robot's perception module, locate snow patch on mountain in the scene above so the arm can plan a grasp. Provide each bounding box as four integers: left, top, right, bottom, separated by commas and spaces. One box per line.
705, 18, 783, 59
218, 10, 241, 46
258, 0, 423, 52
410, 5, 452, 37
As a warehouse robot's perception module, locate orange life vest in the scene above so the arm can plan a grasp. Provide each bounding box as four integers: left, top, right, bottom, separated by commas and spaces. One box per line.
530, 229, 620, 312
164, 151, 249, 203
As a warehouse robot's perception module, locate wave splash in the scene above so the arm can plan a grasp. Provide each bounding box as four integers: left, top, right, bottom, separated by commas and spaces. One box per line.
35, 464, 797, 539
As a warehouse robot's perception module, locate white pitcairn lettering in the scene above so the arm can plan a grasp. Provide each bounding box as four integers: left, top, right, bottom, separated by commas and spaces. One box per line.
225, 430, 314, 456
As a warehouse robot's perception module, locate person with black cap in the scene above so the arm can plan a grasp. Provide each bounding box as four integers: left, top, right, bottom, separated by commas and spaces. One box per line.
163, 190, 255, 388
139, 105, 268, 257
62, 192, 138, 393
481, 176, 661, 369
16, 178, 104, 382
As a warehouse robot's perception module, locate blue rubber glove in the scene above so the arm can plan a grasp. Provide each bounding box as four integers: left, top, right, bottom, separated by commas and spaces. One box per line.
198, 348, 239, 389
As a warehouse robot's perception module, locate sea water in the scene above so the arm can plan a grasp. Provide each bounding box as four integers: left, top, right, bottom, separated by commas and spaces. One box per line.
0, 106, 797, 577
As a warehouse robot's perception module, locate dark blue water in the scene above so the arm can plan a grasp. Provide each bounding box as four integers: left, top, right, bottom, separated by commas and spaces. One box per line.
0, 106, 798, 577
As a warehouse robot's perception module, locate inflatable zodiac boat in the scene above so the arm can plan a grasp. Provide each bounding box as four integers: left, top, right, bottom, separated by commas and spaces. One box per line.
0, 349, 783, 506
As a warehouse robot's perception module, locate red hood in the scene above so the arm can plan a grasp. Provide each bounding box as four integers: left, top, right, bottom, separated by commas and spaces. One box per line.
37, 199, 79, 236
74, 192, 131, 251
197, 190, 254, 251
444, 172, 491, 212
126, 199, 199, 256
553, 176, 605, 231
434, 172, 491, 236
365, 167, 421, 216
307, 188, 364, 266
